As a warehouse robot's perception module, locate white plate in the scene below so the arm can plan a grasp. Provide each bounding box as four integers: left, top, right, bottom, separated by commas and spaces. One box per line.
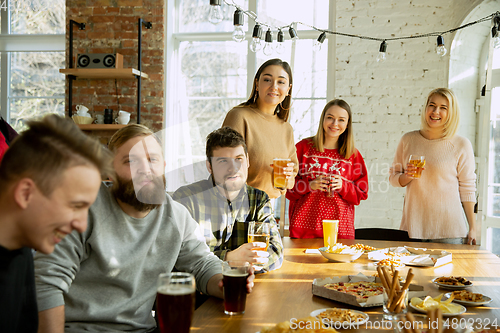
310, 308, 369, 327
444, 292, 493, 306
318, 247, 363, 262
432, 277, 473, 290
409, 300, 467, 317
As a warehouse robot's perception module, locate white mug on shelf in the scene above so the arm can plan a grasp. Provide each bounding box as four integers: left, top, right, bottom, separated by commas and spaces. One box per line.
116, 111, 130, 125
76, 105, 90, 117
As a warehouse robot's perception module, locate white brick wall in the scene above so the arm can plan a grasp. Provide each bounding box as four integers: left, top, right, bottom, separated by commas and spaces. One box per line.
334, 0, 487, 230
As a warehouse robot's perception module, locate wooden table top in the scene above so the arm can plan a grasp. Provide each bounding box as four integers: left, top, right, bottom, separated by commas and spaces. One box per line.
191, 238, 500, 332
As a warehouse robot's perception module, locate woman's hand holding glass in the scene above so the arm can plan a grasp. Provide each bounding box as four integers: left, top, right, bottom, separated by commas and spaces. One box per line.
329, 174, 342, 191
309, 175, 329, 191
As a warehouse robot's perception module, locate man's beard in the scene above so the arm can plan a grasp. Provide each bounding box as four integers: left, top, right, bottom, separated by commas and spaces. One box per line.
112, 174, 166, 212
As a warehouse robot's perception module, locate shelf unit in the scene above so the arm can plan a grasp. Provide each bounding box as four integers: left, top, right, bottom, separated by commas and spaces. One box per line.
77, 124, 127, 145
64, 19, 152, 124
60, 68, 148, 80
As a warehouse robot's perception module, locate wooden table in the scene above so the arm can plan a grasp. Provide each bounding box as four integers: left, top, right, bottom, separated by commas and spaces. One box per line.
191, 238, 500, 332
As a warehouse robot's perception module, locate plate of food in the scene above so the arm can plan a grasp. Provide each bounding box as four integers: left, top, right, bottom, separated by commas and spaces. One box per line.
409, 295, 467, 316
444, 291, 492, 306
432, 276, 473, 289
319, 245, 363, 262
310, 308, 369, 327
374, 258, 405, 269
350, 243, 377, 253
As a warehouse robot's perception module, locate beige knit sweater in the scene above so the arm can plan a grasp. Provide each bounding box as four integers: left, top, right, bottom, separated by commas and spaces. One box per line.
222, 105, 299, 199
389, 130, 476, 239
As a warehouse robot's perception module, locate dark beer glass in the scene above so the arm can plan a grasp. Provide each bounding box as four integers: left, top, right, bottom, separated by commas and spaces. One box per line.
222, 260, 250, 315
156, 272, 196, 333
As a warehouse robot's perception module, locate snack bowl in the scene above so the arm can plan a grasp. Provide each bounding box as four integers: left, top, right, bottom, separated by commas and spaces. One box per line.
319, 247, 363, 262
72, 115, 94, 125
409, 295, 466, 316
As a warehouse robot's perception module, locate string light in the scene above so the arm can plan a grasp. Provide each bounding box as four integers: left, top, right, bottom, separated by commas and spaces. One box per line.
213, 2, 498, 61
288, 26, 299, 40
263, 29, 274, 56
493, 14, 500, 49
377, 41, 387, 62
232, 9, 245, 42
436, 35, 447, 56
313, 32, 326, 52
208, 0, 223, 25
250, 24, 263, 52
276, 29, 285, 54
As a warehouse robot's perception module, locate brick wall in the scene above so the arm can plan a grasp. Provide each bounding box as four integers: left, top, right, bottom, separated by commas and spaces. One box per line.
334, 0, 482, 229
65, 0, 164, 131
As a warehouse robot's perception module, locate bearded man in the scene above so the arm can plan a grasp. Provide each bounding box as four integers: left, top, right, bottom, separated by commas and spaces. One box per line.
34, 124, 254, 333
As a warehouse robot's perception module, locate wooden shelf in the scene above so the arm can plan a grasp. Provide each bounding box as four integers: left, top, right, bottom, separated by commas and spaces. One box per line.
77, 124, 127, 131
60, 68, 148, 79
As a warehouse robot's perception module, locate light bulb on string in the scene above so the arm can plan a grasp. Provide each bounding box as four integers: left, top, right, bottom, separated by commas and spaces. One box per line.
492, 15, 500, 49
263, 29, 274, 56
436, 36, 447, 56
250, 24, 263, 52
275, 29, 285, 54
313, 32, 326, 52
288, 26, 299, 40
208, 0, 223, 25
376, 41, 387, 62
232, 9, 245, 42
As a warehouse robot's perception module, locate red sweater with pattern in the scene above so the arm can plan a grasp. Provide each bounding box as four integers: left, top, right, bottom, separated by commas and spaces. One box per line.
286, 138, 368, 239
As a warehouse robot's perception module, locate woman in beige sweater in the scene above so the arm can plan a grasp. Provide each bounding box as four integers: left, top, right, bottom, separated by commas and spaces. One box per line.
389, 88, 476, 244
222, 59, 298, 199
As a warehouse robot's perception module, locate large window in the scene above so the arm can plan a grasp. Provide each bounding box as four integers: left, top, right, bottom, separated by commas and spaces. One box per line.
0, 0, 65, 131
166, 0, 332, 191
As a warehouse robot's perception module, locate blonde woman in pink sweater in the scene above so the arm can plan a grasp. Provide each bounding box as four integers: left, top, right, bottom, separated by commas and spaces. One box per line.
389, 88, 477, 245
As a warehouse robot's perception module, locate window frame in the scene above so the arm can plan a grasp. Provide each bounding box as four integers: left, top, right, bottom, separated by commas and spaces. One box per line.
0, 0, 65, 122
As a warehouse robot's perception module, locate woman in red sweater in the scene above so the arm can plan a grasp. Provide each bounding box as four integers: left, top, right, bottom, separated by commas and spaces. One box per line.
286, 99, 369, 239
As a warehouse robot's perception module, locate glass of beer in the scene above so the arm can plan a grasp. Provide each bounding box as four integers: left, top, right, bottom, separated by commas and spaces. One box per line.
156, 272, 196, 333
222, 260, 250, 315
248, 222, 270, 268
273, 158, 291, 190
322, 220, 339, 248
408, 155, 425, 178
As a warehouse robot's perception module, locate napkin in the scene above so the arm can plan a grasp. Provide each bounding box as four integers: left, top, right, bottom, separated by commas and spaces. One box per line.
305, 249, 320, 254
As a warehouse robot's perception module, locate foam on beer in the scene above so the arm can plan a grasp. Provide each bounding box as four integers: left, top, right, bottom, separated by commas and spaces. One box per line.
157, 285, 194, 296
223, 270, 248, 277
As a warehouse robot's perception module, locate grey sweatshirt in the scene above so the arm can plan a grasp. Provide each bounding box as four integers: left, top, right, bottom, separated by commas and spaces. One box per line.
34, 183, 222, 332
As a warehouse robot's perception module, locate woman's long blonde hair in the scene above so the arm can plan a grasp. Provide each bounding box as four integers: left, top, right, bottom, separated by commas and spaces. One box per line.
312, 99, 356, 159
420, 88, 460, 139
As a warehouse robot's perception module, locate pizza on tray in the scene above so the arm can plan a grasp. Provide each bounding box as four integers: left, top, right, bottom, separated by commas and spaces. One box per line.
323, 281, 384, 301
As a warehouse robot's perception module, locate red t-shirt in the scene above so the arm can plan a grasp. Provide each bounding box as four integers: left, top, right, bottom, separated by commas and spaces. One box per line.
286, 138, 368, 239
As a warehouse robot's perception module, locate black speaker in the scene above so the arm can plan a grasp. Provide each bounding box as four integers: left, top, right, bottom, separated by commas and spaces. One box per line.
76, 53, 123, 69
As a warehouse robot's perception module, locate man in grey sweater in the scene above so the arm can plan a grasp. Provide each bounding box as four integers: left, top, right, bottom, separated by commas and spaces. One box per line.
34, 124, 254, 332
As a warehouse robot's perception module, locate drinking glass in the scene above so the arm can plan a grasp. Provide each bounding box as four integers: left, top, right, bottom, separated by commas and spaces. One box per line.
382, 287, 408, 320
156, 272, 196, 333
273, 158, 291, 190
222, 261, 250, 315
248, 222, 270, 268
408, 155, 426, 178
322, 220, 339, 248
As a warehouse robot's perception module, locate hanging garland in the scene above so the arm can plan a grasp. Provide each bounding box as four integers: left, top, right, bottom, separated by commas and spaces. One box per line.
207, 0, 500, 61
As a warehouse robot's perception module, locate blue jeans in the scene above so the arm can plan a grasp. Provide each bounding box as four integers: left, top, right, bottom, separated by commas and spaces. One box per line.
420, 238, 465, 245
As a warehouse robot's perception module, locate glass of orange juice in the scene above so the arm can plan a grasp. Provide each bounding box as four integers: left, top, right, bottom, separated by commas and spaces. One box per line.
322, 220, 339, 248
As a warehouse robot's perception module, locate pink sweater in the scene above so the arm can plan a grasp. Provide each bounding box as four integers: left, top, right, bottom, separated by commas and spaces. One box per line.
389, 131, 476, 239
